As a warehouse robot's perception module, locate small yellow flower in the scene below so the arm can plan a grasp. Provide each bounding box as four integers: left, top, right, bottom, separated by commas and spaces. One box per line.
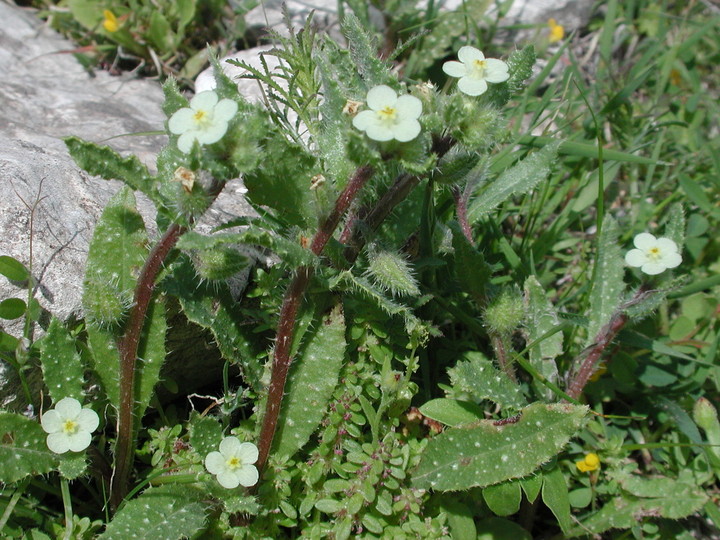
576, 452, 600, 473
102, 10, 120, 33
548, 18, 565, 43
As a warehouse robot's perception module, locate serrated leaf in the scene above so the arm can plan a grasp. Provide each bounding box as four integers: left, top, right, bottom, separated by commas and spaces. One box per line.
0, 412, 58, 483
274, 304, 346, 460
65, 137, 157, 201
99, 485, 206, 540
448, 352, 526, 410
542, 466, 572, 534
468, 142, 560, 222
412, 403, 587, 491
0, 255, 29, 282
418, 399, 484, 427
58, 455, 88, 480
163, 258, 264, 391
452, 226, 490, 302
341, 12, 389, 87
40, 318, 85, 403
585, 215, 624, 346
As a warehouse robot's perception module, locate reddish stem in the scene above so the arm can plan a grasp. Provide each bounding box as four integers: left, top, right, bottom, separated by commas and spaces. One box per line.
566, 312, 627, 400
256, 165, 374, 472
110, 223, 186, 510
452, 186, 474, 246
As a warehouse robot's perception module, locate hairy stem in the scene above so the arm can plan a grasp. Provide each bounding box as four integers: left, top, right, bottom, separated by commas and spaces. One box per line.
452, 186, 474, 246
110, 223, 186, 510
256, 165, 374, 473
566, 312, 627, 400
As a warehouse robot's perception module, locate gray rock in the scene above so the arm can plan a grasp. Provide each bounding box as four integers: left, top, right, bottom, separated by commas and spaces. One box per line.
0, 4, 255, 409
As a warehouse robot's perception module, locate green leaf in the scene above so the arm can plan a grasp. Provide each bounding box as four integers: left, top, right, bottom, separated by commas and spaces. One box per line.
67, 0, 103, 30
524, 276, 562, 399
40, 318, 85, 403
448, 352, 526, 410
585, 215, 624, 346
468, 141, 560, 222
58, 455, 88, 480
418, 399, 484, 427
483, 480, 522, 516
0, 255, 29, 282
99, 485, 207, 540
518, 135, 658, 164
274, 304, 346, 460
163, 258, 264, 391
440, 499, 476, 540
0, 412, 58, 483
64, 137, 157, 202
412, 403, 587, 491
0, 331, 19, 352
452, 226, 491, 302
147, 11, 173, 52
242, 133, 318, 228
520, 473, 543, 503
188, 412, 223, 458
542, 466, 572, 534
340, 13, 389, 87
0, 298, 26, 320
83, 187, 148, 410
475, 517, 531, 540
135, 296, 167, 420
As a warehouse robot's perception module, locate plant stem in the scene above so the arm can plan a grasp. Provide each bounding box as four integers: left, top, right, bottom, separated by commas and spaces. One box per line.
60, 477, 73, 540
110, 223, 186, 510
256, 165, 374, 473
566, 312, 627, 400
452, 185, 474, 246
0, 478, 29, 530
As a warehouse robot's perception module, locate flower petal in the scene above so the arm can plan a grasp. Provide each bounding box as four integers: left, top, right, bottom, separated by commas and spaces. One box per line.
633, 232, 656, 250
55, 397, 81, 419
352, 110, 376, 131
168, 108, 196, 135
395, 95, 422, 120
77, 408, 100, 433
392, 119, 421, 142
237, 442, 259, 465
191, 91, 220, 111
364, 123, 394, 142
205, 451, 226, 474
624, 249, 647, 267
47, 432, 71, 454
483, 59, 510, 83
457, 45, 484, 64
662, 252, 682, 269
216, 470, 241, 489
219, 436, 241, 456
656, 237, 678, 253
67, 431, 92, 452
41, 410, 62, 434
214, 99, 239, 121
177, 132, 197, 154
236, 464, 259, 487
442, 60, 467, 78
195, 121, 229, 145
641, 262, 666, 275
458, 77, 488, 96
366, 85, 397, 110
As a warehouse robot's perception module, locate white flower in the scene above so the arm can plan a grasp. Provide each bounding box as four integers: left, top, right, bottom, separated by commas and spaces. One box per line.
442, 46, 510, 96
625, 233, 682, 275
352, 85, 422, 142
204, 437, 259, 489
168, 91, 238, 153
40, 397, 99, 454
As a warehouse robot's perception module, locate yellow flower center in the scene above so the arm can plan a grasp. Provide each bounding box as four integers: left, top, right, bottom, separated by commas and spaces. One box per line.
226, 456, 242, 470
193, 109, 212, 127
62, 419, 79, 435
576, 452, 600, 472
377, 106, 397, 124
471, 59, 487, 78
647, 246, 662, 261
